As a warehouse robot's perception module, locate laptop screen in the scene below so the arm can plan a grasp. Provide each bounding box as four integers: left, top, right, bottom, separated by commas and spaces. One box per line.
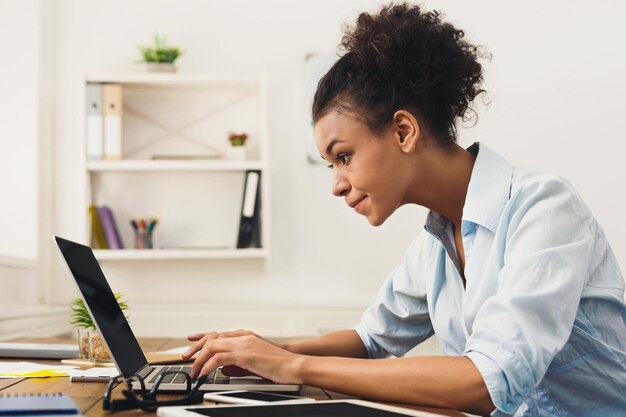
54, 236, 147, 375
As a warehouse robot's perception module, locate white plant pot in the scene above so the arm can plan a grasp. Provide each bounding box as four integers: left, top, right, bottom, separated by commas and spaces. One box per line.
145, 62, 176, 73
226, 147, 247, 161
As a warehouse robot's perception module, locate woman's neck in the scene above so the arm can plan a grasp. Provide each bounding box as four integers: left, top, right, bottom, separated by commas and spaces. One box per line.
407, 143, 476, 229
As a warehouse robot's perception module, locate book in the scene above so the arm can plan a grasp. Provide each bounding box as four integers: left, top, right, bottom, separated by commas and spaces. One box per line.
97, 206, 124, 249
236, 170, 261, 248
89, 205, 109, 249
102, 83, 123, 160
85, 83, 103, 161
0, 393, 79, 415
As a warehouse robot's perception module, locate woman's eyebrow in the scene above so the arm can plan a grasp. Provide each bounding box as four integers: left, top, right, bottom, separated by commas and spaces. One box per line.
325, 139, 344, 156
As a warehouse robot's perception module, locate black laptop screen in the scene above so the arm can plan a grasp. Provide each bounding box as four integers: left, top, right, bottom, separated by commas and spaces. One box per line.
55, 236, 147, 375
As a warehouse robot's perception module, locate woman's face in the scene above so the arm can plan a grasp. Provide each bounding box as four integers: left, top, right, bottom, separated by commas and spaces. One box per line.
314, 111, 413, 226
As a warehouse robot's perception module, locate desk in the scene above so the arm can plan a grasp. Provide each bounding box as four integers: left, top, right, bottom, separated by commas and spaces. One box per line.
1, 337, 466, 417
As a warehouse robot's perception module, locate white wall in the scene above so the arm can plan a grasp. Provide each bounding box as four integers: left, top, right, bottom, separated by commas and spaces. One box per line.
0, 0, 43, 309
46, 0, 625, 335
0, 0, 39, 263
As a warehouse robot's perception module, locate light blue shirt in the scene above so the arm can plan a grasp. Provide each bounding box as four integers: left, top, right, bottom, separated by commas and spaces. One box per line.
354, 143, 626, 416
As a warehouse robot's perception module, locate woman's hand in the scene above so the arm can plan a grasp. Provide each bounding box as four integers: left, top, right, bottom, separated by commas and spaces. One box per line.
182, 330, 304, 383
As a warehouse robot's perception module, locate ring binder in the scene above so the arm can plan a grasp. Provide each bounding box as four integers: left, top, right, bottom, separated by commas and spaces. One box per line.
236, 170, 261, 249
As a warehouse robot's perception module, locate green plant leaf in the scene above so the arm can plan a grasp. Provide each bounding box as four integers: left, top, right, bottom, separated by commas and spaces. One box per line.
69, 292, 130, 329
138, 34, 182, 63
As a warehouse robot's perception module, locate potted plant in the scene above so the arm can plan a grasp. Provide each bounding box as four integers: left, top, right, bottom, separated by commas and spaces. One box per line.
138, 35, 183, 72
70, 292, 129, 362
227, 132, 249, 161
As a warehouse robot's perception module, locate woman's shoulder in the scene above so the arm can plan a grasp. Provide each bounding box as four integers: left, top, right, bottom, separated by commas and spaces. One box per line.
507, 166, 595, 226
511, 167, 584, 203
511, 166, 575, 194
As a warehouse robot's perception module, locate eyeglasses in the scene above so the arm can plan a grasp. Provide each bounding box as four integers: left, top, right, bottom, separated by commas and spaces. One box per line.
103, 371, 208, 412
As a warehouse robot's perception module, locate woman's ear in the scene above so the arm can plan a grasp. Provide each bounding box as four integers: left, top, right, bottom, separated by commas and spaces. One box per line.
392, 110, 420, 154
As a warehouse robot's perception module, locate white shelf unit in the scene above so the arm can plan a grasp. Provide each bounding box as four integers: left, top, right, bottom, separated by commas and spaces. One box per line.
81, 73, 270, 261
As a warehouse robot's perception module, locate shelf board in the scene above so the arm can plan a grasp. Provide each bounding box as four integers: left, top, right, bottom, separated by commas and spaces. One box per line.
87, 160, 264, 172
86, 73, 260, 88
93, 248, 267, 261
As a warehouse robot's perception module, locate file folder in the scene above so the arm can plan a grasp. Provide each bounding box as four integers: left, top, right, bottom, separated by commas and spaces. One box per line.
85, 83, 103, 160
102, 83, 123, 160
236, 170, 261, 248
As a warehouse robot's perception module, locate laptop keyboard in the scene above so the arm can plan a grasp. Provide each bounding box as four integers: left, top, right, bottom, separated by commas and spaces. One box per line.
148, 365, 218, 385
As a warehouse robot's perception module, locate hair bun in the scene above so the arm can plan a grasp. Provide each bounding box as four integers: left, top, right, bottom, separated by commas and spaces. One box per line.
313, 2, 489, 143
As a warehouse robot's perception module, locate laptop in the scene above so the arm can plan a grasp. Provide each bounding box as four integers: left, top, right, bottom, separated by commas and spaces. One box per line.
53, 236, 300, 392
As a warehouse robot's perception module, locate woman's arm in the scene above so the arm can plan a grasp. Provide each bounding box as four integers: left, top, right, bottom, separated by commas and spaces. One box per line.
282, 329, 369, 358
299, 354, 494, 416
183, 329, 368, 360
185, 333, 494, 416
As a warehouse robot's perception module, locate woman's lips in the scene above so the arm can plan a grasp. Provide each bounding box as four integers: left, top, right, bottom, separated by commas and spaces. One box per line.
354, 196, 367, 213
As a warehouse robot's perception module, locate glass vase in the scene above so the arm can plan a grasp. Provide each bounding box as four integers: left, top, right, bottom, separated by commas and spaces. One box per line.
88, 329, 112, 362
77, 328, 90, 359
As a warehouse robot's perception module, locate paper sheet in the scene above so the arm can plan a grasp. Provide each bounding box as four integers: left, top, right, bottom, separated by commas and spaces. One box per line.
0, 361, 76, 378
153, 346, 189, 354
67, 367, 118, 378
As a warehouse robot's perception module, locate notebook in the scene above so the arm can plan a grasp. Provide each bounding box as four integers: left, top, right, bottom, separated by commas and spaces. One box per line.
0, 393, 79, 415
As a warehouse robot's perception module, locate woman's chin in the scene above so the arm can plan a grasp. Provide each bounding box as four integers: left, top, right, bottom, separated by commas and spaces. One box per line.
365, 212, 387, 227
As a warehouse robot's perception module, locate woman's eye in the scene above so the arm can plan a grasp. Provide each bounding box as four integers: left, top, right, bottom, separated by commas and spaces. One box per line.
326, 154, 351, 169
337, 153, 351, 165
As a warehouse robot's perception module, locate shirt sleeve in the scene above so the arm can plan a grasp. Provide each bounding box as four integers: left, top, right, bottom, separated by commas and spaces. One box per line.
464, 176, 596, 416
355, 233, 435, 359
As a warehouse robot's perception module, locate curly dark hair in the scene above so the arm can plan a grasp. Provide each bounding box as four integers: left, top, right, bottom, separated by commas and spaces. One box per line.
312, 2, 489, 145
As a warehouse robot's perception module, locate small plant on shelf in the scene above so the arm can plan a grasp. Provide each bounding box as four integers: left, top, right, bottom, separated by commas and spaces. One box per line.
138, 35, 183, 72
70, 292, 129, 361
228, 132, 248, 147
227, 132, 249, 161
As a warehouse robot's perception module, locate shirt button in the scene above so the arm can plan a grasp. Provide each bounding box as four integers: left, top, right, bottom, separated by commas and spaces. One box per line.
515, 395, 522, 402
504, 402, 515, 413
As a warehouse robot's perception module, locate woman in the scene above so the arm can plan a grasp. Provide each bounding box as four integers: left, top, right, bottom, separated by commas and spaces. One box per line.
183, 4, 626, 416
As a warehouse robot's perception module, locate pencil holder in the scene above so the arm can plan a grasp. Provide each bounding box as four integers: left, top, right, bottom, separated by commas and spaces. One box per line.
134, 230, 153, 249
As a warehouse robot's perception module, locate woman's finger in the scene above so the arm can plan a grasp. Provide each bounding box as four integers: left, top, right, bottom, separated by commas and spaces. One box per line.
190, 337, 239, 379
182, 336, 207, 359
183, 332, 220, 359
190, 340, 216, 378
199, 352, 236, 378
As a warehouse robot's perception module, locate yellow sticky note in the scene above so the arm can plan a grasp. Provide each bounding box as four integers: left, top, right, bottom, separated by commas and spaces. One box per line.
0, 370, 69, 378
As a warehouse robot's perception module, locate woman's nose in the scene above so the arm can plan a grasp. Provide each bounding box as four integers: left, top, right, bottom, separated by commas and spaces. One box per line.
332, 171, 350, 197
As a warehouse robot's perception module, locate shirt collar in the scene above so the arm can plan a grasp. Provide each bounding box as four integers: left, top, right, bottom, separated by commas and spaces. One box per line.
425, 142, 513, 235
460, 142, 513, 233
